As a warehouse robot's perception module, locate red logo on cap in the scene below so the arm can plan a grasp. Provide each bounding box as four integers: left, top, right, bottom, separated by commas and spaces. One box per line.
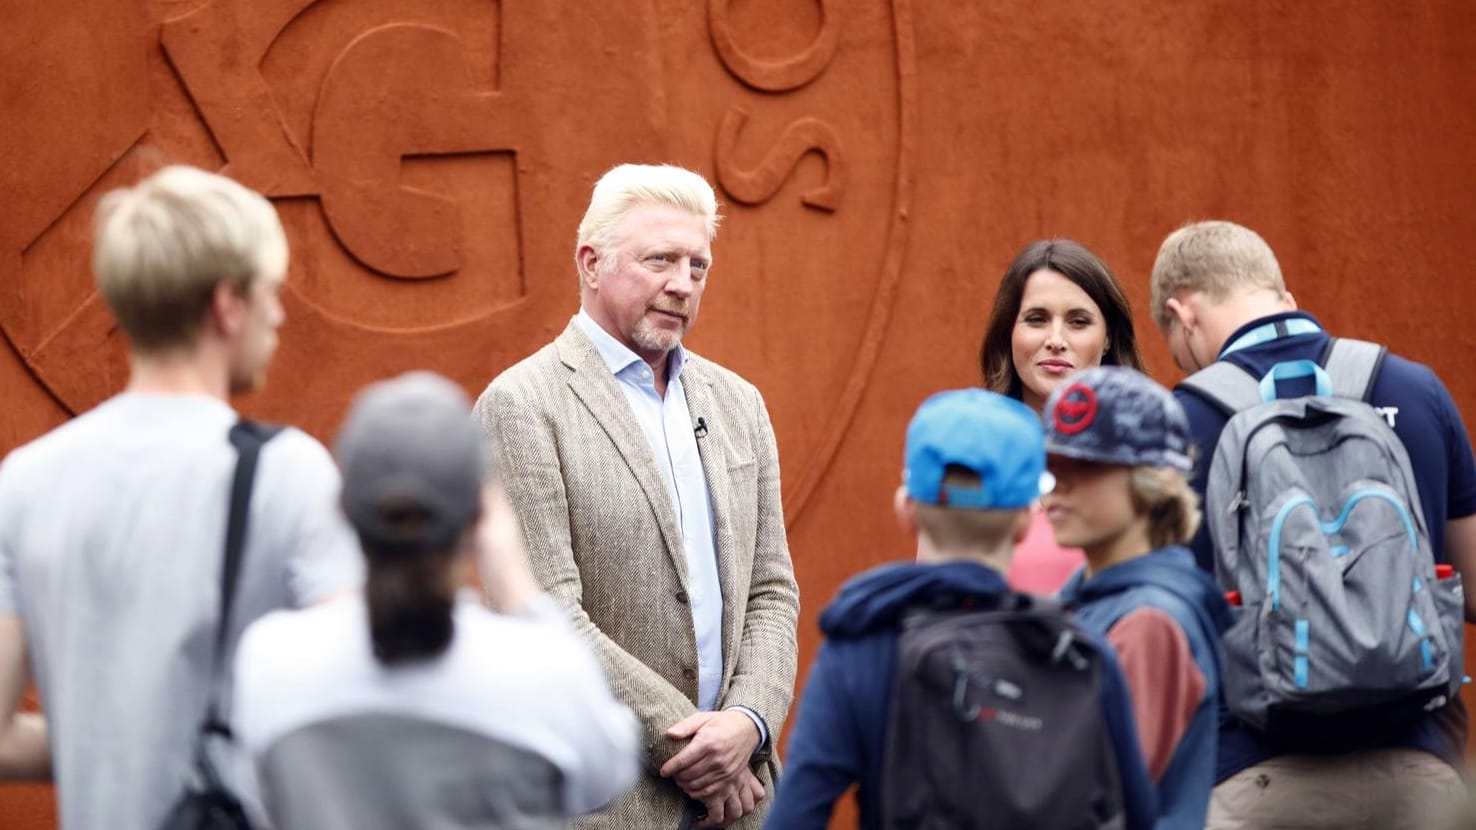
1053, 383, 1097, 435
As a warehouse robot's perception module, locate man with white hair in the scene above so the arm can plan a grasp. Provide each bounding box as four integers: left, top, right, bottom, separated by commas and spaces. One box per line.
0, 165, 362, 828
475, 163, 799, 829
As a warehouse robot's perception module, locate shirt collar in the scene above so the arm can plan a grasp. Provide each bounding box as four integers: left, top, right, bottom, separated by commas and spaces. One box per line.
574, 308, 686, 382
1218, 311, 1323, 359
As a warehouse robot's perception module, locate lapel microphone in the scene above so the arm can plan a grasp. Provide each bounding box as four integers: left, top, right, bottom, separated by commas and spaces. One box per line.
694, 417, 709, 438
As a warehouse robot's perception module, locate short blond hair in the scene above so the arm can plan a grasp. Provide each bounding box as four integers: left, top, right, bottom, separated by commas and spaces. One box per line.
913, 466, 1026, 550
914, 504, 1024, 551
93, 165, 287, 353
1149, 221, 1286, 332
1129, 466, 1200, 549
575, 164, 721, 263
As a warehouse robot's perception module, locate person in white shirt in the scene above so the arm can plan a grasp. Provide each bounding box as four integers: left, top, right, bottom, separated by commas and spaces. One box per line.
233, 371, 640, 829
0, 165, 361, 829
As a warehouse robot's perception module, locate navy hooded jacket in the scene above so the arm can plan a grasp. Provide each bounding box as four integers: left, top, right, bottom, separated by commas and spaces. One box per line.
766, 559, 1156, 829
1059, 547, 1234, 830
1174, 311, 1476, 777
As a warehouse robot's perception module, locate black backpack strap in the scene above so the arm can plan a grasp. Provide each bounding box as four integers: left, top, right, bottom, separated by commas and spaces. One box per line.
199, 421, 283, 740
1013, 596, 1096, 670
1177, 362, 1262, 417
1321, 338, 1386, 403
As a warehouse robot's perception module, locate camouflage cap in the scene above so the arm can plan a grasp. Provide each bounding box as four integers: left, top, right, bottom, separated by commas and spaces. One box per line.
1042, 366, 1194, 472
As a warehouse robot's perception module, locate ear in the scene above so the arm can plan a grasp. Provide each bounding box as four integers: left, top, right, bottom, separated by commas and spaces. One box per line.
893, 485, 918, 537
576, 244, 603, 291
208, 281, 248, 338
1281, 290, 1297, 311
1164, 295, 1196, 333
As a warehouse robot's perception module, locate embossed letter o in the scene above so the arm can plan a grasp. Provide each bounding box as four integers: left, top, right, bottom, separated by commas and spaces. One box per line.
708, 0, 840, 92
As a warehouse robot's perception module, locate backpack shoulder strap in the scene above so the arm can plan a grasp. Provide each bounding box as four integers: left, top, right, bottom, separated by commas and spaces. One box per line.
1177, 361, 1262, 417
200, 421, 283, 734
1010, 594, 1100, 669
218, 421, 284, 653
1321, 338, 1386, 402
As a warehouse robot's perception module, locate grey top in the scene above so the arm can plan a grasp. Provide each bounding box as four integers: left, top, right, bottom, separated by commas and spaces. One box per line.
233, 594, 640, 828
0, 392, 363, 830
257, 714, 569, 830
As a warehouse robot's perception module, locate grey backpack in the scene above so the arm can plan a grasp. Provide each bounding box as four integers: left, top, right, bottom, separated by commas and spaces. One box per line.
1181, 339, 1465, 734
883, 594, 1125, 830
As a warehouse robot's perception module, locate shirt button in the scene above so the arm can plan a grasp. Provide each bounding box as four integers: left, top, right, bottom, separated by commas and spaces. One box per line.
674, 590, 689, 604
683, 668, 697, 680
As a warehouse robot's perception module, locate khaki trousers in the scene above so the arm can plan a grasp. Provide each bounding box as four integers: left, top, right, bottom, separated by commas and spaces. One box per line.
1206, 749, 1467, 830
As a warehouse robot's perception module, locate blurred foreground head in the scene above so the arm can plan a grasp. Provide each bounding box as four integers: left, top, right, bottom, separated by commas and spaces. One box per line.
93, 165, 289, 393
336, 371, 488, 664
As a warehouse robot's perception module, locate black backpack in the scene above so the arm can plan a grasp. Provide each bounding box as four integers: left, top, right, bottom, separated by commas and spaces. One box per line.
882, 594, 1125, 830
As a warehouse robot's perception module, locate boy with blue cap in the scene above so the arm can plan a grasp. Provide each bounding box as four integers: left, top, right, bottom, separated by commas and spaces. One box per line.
1044, 367, 1233, 830
767, 389, 1154, 829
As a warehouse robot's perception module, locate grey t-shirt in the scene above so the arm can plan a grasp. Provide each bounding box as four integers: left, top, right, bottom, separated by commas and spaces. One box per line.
0, 392, 363, 830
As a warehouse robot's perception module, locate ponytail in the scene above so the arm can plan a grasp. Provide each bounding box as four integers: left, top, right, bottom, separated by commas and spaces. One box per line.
365, 553, 455, 665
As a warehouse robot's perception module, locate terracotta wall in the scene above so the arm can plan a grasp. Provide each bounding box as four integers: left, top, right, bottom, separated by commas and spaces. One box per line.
3, 0, 1475, 825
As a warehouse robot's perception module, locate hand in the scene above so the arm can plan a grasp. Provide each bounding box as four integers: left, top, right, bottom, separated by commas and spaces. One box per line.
696, 767, 765, 829
660, 710, 761, 798
476, 484, 540, 614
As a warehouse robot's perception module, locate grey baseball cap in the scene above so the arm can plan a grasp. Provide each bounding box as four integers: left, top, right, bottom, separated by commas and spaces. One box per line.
1042, 366, 1194, 472
335, 371, 486, 554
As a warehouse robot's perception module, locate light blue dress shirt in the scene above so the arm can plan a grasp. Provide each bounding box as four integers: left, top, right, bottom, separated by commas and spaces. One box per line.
573, 312, 779, 747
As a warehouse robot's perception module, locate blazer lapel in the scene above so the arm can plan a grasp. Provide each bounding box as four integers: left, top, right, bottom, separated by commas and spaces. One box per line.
682, 357, 743, 681
556, 324, 689, 589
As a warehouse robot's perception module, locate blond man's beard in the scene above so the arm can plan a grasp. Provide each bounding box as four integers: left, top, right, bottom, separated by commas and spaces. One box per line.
632, 316, 684, 355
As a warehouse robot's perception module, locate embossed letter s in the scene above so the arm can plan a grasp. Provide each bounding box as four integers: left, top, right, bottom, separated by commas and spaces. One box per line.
714, 107, 845, 212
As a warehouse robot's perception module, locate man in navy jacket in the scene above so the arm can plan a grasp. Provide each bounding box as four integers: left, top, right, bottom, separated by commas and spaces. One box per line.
1149, 220, 1476, 829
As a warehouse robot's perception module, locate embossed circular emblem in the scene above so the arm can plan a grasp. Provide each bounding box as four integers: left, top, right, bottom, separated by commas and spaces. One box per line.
1053, 383, 1098, 435
2, 0, 915, 523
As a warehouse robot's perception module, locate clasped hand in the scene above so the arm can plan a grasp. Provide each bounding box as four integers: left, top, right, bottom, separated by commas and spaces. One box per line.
660, 710, 764, 828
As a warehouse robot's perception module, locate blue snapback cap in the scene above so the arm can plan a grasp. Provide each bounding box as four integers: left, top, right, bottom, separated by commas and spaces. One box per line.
903, 389, 1048, 510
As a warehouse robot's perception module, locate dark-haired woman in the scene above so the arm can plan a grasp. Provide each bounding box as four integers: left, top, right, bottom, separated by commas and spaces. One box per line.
978, 240, 1146, 593
232, 372, 638, 829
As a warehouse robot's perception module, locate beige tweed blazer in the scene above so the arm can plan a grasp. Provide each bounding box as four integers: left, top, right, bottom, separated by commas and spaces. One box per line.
474, 322, 800, 829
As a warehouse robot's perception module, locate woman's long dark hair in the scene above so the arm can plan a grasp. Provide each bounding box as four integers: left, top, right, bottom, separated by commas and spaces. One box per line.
362, 500, 458, 666
979, 239, 1144, 400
